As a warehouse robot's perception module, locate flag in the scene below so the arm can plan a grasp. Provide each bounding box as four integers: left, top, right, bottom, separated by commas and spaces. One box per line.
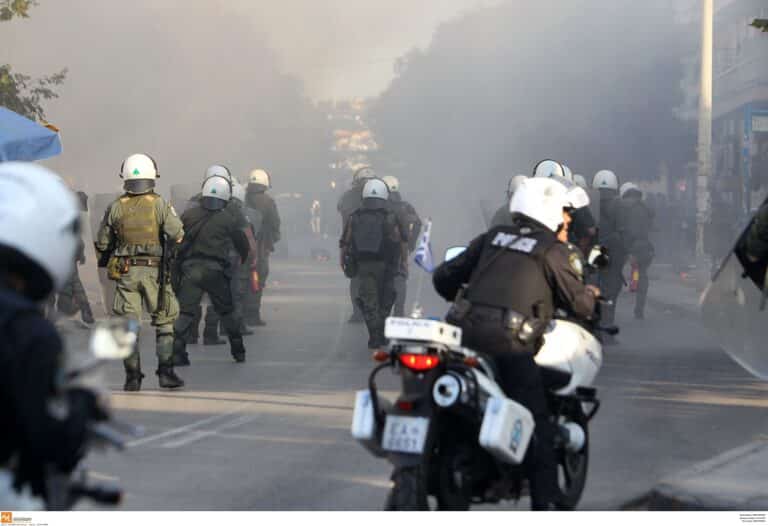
413, 218, 434, 273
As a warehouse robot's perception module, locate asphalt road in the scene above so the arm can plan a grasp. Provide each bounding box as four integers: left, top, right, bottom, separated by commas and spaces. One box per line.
59, 258, 768, 510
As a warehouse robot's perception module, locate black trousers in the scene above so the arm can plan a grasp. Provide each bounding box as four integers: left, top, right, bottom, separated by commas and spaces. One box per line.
455, 314, 557, 510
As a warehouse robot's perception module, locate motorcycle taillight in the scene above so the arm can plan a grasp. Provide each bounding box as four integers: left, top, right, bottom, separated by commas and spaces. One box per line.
399, 353, 441, 371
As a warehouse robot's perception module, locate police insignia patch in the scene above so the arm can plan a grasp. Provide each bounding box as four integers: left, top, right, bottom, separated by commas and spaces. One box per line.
569, 252, 583, 276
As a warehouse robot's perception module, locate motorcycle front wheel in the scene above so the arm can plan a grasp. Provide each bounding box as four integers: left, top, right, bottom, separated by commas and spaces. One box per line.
384, 466, 429, 511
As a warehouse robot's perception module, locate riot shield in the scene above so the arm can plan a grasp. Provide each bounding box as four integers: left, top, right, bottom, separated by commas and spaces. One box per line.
89, 193, 121, 316
171, 182, 201, 215
701, 204, 768, 380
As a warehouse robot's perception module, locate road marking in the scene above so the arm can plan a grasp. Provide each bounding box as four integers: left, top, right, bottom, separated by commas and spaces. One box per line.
159, 414, 261, 448
127, 403, 250, 447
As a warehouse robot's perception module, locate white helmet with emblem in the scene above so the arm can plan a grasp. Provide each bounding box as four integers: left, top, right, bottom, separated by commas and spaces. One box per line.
231, 181, 245, 203
592, 169, 619, 190
249, 168, 271, 188
533, 159, 566, 180
362, 178, 389, 200
201, 175, 232, 210
120, 153, 158, 180
353, 166, 376, 182
510, 177, 570, 232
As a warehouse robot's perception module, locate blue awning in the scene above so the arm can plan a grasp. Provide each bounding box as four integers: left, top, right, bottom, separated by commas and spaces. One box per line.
0, 107, 62, 162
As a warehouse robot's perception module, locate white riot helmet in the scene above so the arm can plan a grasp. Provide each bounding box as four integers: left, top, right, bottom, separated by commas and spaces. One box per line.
362, 178, 389, 200
533, 159, 566, 179
573, 174, 588, 188
620, 182, 641, 198
592, 169, 619, 190
0, 163, 79, 298
120, 153, 159, 194
382, 175, 400, 193
507, 174, 528, 198
249, 168, 271, 188
201, 175, 232, 210
231, 181, 245, 203
562, 165, 574, 182
550, 175, 590, 209
353, 166, 376, 183
205, 164, 233, 184
510, 178, 570, 232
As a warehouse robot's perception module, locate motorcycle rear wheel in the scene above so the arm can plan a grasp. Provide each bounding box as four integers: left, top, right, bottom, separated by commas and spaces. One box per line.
554, 422, 589, 510
384, 466, 429, 511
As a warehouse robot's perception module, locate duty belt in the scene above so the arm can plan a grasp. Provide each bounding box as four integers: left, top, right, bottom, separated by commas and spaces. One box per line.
126, 257, 161, 267
466, 304, 528, 332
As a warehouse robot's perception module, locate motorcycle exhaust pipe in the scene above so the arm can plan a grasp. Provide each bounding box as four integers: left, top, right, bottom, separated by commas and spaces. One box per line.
559, 422, 586, 453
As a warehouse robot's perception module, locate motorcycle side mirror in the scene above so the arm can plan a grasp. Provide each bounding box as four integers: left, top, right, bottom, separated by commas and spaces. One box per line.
444, 246, 467, 262
587, 245, 610, 269
89, 319, 140, 361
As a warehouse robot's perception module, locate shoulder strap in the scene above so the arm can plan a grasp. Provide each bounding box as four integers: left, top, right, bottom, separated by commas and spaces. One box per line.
178, 211, 215, 259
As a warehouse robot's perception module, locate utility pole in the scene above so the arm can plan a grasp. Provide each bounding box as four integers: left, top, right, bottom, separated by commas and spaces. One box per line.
696, 0, 713, 261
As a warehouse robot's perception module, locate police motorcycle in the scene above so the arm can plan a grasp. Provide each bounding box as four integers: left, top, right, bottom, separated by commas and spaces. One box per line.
351, 246, 614, 510
0, 320, 142, 510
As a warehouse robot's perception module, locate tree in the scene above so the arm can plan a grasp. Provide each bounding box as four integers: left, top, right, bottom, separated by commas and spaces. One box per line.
1, 0, 66, 120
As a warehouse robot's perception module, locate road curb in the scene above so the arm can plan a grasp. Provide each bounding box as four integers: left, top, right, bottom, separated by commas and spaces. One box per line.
620, 441, 768, 510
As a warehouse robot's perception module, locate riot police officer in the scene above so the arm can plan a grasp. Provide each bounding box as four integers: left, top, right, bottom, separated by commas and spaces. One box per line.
172, 176, 251, 364
433, 177, 599, 510
244, 168, 280, 327
592, 169, 625, 341
382, 175, 422, 317
619, 182, 655, 319
338, 166, 376, 323
95, 153, 185, 391
340, 178, 407, 349
490, 175, 527, 228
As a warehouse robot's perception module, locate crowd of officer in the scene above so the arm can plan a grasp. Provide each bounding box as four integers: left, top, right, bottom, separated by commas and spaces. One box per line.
91, 154, 281, 392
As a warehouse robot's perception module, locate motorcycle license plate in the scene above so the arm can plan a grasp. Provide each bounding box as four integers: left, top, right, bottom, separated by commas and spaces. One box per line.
381, 416, 429, 454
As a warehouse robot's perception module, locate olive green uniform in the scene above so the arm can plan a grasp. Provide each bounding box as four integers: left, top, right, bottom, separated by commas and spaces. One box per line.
95, 191, 184, 379
338, 182, 365, 320
340, 200, 406, 348
173, 203, 251, 362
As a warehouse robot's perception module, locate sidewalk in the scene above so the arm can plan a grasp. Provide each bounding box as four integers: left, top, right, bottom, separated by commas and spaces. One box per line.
623, 440, 768, 510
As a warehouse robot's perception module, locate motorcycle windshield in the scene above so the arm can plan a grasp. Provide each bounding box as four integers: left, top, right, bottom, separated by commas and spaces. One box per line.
701, 209, 768, 380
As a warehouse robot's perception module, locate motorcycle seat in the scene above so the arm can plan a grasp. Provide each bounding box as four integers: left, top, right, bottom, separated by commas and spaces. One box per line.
539, 365, 572, 391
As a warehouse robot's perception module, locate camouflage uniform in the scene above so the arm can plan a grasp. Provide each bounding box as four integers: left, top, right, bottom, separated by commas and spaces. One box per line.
95, 191, 184, 386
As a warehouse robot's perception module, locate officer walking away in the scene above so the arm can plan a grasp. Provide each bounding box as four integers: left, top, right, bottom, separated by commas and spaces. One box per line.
244, 168, 280, 326
340, 178, 407, 350
172, 176, 251, 365
0, 163, 107, 504
490, 175, 528, 228
382, 175, 422, 317
191, 166, 252, 344
619, 183, 655, 320
95, 153, 185, 391
338, 166, 376, 322
433, 177, 599, 510
591, 169, 625, 343
52, 226, 95, 326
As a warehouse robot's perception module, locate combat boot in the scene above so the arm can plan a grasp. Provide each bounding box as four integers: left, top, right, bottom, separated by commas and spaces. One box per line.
156, 364, 185, 389
80, 303, 95, 325
172, 337, 190, 367
230, 337, 246, 363
124, 372, 145, 392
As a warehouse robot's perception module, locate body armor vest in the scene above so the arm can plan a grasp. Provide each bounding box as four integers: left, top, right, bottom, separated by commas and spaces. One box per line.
352, 208, 390, 259
115, 194, 161, 249
464, 225, 557, 320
